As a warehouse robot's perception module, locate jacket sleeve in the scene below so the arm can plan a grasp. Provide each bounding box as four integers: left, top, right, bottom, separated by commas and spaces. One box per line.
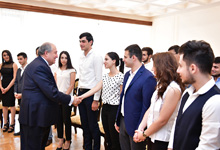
32, 65, 71, 105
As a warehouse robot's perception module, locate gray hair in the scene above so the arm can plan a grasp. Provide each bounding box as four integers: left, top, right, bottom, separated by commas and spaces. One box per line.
38, 42, 52, 56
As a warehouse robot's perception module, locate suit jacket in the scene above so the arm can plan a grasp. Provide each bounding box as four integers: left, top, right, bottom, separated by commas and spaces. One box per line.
116, 65, 156, 136
19, 56, 71, 127
14, 68, 24, 94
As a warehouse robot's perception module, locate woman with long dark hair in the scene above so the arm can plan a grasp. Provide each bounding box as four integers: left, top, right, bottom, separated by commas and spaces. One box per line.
134, 52, 184, 150
54, 51, 76, 150
79, 52, 124, 150
0, 50, 18, 133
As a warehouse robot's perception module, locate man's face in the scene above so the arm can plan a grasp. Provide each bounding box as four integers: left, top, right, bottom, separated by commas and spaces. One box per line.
17, 56, 27, 66
169, 49, 179, 61
142, 51, 149, 63
79, 36, 92, 51
212, 63, 220, 77
46, 44, 58, 65
177, 54, 195, 84
123, 50, 133, 68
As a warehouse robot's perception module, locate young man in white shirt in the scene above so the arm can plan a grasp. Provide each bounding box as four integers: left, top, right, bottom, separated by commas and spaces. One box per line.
78, 32, 103, 150
141, 47, 153, 72
168, 40, 220, 150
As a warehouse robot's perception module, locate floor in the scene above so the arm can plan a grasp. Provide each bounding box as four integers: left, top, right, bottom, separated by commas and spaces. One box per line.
0, 114, 105, 150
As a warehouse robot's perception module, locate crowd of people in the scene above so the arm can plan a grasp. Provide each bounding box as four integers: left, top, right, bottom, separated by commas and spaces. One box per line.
0, 32, 220, 150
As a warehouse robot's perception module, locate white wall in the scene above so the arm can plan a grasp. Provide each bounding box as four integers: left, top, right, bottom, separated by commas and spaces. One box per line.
151, 3, 220, 56
0, 8, 152, 75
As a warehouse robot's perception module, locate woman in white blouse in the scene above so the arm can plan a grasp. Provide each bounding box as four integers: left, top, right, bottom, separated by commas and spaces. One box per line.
54, 51, 76, 150
133, 52, 184, 150
79, 52, 124, 150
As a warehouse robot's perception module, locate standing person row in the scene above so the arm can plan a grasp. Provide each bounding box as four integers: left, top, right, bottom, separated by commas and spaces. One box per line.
77, 32, 103, 150
0, 50, 18, 133
19, 42, 81, 150
115, 44, 157, 150
133, 52, 184, 150
55, 51, 76, 150
79, 52, 124, 150
14, 52, 28, 136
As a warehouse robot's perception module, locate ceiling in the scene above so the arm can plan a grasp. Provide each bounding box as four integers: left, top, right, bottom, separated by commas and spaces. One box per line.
1, 0, 220, 22
33, 0, 220, 17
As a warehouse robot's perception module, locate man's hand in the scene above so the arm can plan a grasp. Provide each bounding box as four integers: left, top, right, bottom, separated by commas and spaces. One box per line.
72, 95, 82, 106
91, 100, 99, 111
114, 123, 120, 133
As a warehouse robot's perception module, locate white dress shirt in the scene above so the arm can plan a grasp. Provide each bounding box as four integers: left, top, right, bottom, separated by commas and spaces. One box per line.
168, 78, 220, 149
144, 60, 154, 74
78, 50, 103, 100
121, 66, 141, 116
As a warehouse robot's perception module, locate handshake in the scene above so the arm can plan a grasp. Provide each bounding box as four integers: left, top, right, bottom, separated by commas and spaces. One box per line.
72, 95, 84, 106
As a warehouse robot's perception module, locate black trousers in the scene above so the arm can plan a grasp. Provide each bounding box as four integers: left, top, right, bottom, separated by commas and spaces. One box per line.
20, 124, 50, 150
57, 104, 72, 140
119, 117, 147, 150
78, 89, 100, 150
102, 104, 121, 150
147, 138, 168, 150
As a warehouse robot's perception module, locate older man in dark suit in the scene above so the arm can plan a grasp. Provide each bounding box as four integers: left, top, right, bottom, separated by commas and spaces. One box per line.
19, 42, 80, 150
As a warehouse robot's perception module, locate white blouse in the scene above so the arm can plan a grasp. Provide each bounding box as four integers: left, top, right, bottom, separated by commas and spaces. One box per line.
147, 81, 181, 142
102, 72, 124, 105
56, 68, 76, 96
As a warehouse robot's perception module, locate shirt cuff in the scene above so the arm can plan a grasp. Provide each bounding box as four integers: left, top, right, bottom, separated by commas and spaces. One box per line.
69, 96, 74, 106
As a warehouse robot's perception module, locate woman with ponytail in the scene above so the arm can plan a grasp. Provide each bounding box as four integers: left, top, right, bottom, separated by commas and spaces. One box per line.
79, 52, 124, 150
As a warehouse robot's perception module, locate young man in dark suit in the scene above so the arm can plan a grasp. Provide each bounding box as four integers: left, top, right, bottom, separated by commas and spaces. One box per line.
19, 42, 81, 150
13, 52, 27, 136
115, 44, 156, 150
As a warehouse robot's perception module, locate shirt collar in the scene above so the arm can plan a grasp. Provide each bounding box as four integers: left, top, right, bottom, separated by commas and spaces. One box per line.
186, 78, 215, 96
20, 64, 27, 70
41, 56, 49, 66
83, 49, 93, 57
129, 65, 141, 77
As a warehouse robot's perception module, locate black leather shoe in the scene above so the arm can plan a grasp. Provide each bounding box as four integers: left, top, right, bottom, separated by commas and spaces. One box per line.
46, 139, 52, 147
14, 132, 20, 136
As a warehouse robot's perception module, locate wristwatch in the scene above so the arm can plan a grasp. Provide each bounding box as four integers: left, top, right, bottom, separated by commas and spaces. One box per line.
142, 131, 147, 138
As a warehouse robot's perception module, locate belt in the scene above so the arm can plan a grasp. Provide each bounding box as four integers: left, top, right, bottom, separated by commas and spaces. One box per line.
78, 88, 90, 92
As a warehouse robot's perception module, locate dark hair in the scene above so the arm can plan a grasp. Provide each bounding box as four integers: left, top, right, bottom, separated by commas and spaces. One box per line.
214, 57, 220, 64
168, 45, 180, 54
125, 44, 142, 62
17, 52, 27, 59
58, 51, 74, 69
2, 50, 14, 65
152, 52, 185, 99
142, 47, 153, 56
107, 52, 124, 73
179, 40, 214, 74
79, 32, 94, 45
36, 46, 40, 55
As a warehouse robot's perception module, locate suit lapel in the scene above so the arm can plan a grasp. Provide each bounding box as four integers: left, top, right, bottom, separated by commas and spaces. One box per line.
126, 65, 144, 90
